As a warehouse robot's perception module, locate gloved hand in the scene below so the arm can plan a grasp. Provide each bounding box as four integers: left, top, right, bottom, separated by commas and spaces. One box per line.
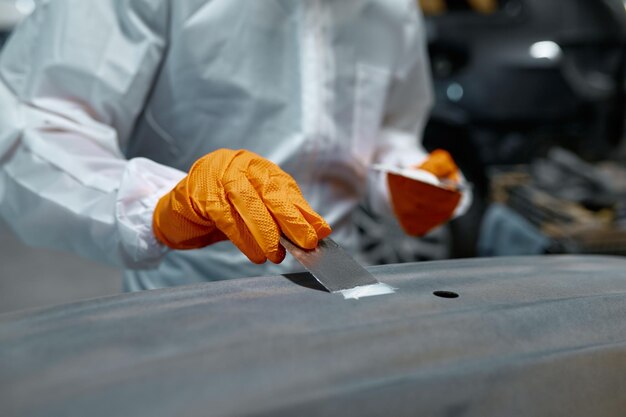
153, 149, 332, 264
388, 149, 463, 236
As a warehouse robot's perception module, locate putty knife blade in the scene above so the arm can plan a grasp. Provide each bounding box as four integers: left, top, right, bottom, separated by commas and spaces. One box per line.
280, 237, 381, 293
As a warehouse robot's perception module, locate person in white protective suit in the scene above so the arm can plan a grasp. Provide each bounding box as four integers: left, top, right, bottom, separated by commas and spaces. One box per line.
0, 0, 470, 291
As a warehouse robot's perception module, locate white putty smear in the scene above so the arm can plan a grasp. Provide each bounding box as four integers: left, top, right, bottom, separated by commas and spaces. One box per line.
337, 282, 396, 300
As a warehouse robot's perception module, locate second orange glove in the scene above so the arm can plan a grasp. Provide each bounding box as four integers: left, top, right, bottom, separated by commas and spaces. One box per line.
153, 149, 332, 264
388, 149, 463, 237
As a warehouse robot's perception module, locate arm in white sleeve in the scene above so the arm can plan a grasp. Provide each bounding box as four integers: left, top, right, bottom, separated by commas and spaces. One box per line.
0, 0, 185, 269
367, 4, 434, 216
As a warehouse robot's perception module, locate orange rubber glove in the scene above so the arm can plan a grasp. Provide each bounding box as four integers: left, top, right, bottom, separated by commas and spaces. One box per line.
388, 149, 462, 237
153, 149, 332, 264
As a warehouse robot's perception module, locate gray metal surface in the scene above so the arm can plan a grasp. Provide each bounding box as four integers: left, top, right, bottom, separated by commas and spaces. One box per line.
0, 219, 120, 314
281, 237, 379, 292
2, 256, 626, 417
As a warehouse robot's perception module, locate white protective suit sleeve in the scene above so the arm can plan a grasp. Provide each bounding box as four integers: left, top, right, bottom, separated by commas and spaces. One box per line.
368, 5, 471, 218
367, 5, 433, 216
0, 0, 185, 268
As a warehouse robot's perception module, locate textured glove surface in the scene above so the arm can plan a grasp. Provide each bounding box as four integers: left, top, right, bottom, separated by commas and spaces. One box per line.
388, 149, 462, 236
418, 149, 460, 182
153, 149, 332, 264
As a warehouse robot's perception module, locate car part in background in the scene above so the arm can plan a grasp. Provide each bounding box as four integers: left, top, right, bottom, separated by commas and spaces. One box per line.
482, 147, 626, 256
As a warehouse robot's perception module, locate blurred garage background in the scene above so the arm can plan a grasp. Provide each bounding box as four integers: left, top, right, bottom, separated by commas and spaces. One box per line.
1, 0, 626, 313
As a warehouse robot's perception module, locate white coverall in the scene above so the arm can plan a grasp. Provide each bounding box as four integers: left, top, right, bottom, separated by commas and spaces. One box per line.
0, 0, 434, 291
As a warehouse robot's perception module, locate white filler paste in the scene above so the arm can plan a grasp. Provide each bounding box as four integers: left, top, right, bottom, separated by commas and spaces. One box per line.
338, 283, 396, 300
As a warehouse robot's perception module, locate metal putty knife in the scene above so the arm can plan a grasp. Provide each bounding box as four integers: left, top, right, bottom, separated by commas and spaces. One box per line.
280, 237, 395, 298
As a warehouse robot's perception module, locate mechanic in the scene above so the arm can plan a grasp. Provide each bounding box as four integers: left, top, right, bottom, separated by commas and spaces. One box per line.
0, 0, 468, 291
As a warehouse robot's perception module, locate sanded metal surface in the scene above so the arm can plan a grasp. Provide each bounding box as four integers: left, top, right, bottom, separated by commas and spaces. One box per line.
280, 237, 379, 292
2, 256, 626, 416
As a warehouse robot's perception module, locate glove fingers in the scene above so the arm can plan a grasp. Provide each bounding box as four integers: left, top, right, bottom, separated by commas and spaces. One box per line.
223, 178, 285, 264
211, 198, 269, 264
418, 149, 460, 181
252, 174, 330, 250
293, 199, 332, 241
269, 198, 319, 250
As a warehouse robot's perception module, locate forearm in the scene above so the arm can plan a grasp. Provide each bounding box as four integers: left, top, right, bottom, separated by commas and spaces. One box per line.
1, 143, 126, 266
0, 137, 184, 269
0, 83, 185, 268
